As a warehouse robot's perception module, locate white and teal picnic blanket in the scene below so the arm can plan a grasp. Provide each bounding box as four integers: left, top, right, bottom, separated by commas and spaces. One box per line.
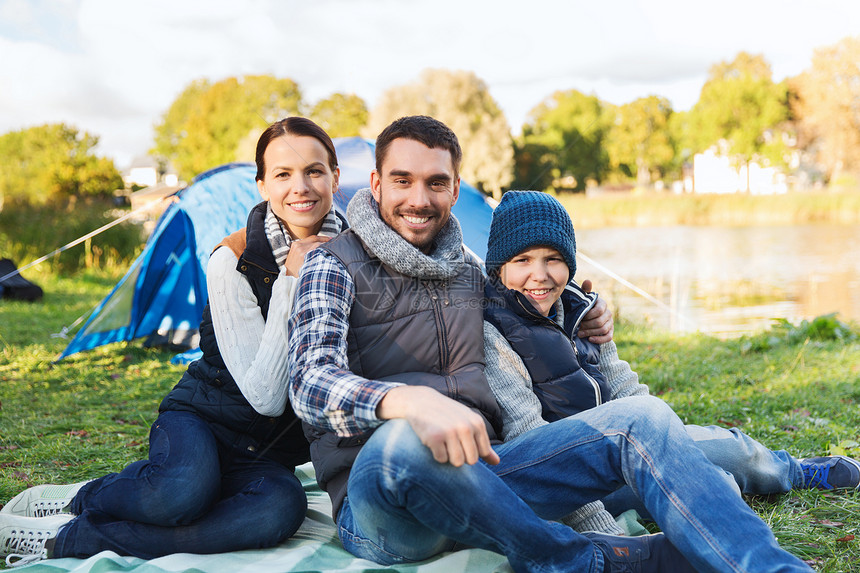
18, 464, 645, 572
17, 464, 512, 573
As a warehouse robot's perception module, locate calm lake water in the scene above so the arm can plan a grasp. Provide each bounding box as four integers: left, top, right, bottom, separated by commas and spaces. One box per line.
575, 223, 860, 337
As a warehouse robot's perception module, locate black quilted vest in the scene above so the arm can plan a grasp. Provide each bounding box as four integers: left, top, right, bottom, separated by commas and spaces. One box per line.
159, 202, 314, 468
306, 229, 503, 518
483, 277, 609, 422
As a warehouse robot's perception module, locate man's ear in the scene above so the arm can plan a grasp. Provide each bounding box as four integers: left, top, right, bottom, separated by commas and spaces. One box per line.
257, 179, 268, 201
370, 170, 382, 202
451, 177, 461, 206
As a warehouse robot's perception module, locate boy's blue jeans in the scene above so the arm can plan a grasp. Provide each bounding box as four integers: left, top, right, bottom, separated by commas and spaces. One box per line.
603, 423, 803, 518
338, 396, 810, 573
53, 410, 307, 559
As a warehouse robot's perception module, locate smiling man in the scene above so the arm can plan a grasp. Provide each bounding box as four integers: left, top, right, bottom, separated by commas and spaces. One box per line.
370, 134, 459, 253
287, 116, 811, 573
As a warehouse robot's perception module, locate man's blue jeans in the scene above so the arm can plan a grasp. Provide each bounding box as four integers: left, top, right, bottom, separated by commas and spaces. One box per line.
603, 423, 803, 518
52, 410, 307, 559
338, 396, 810, 573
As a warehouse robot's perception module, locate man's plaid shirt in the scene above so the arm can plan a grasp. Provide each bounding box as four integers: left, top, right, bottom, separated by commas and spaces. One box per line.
287, 247, 402, 437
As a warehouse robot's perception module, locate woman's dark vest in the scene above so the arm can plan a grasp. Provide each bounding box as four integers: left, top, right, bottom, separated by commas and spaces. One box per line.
159, 201, 325, 469
306, 229, 504, 518
483, 277, 609, 422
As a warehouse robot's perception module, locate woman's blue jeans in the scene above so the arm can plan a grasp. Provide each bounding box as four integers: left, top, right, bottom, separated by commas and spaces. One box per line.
338, 396, 810, 573
52, 410, 307, 559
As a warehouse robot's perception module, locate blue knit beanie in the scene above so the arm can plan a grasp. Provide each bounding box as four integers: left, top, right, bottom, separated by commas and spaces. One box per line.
485, 191, 576, 277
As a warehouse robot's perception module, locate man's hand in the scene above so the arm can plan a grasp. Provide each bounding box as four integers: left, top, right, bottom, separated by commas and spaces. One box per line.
579, 279, 614, 344
284, 235, 331, 277
377, 386, 500, 467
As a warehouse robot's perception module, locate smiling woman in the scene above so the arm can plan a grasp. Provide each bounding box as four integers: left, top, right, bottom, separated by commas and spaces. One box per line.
0, 117, 348, 566
255, 124, 339, 242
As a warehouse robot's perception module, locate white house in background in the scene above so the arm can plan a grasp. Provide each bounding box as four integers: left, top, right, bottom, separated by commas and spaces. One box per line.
691, 148, 787, 195
123, 156, 179, 188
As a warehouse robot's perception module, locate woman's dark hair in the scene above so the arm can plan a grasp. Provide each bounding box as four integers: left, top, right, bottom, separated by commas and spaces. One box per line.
254, 117, 338, 181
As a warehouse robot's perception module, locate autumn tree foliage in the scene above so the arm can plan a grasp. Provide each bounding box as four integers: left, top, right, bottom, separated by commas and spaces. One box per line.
792, 36, 860, 183
364, 69, 514, 198
685, 52, 790, 189
310, 93, 369, 138
515, 90, 610, 192
153, 75, 302, 181
605, 96, 676, 185
0, 124, 123, 206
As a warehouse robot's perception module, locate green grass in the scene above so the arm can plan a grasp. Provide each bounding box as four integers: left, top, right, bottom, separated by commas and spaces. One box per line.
0, 198, 143, 274
1, 271, 859, 570
618, 320, 860, 570
0, 269, 183, 498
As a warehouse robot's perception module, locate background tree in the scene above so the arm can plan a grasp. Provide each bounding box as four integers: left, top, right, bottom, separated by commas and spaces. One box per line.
516, 89, 609, 192
310, 93, 368, 138
0, 124, 123, 206
792, 36, 860, 184
667, 109, 694, 176
151, 78, 210, 165
364, 69, 514, 198
605, 95, 675, 186
153, 75, 303, 180
685, 52, 790, 190
510, 140, 557, 193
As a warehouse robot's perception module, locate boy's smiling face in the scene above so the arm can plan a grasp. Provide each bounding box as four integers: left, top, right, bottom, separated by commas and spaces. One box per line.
499, 246, 570, 317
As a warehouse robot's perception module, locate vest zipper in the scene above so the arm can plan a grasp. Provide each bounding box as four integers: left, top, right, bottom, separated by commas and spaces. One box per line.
427, 283, 449, 373
515, 295, 604, 407
569, 334, 603, 406
570, 296, 603, 407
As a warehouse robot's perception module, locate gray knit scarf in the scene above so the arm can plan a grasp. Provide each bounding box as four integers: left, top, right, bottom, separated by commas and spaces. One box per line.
264, 202, 343, 267
346, 187, 464, 280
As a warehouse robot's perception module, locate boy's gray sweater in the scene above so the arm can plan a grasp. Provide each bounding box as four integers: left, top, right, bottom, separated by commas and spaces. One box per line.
482, 299, 649, 535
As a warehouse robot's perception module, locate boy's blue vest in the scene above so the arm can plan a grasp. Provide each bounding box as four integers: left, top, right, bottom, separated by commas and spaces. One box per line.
483, 278, 609, 421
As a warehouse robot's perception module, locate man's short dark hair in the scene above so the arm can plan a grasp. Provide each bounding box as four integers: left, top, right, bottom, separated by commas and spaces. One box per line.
375, 116, 462, 178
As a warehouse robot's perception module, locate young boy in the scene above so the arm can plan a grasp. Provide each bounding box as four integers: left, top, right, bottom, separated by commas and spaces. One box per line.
482, 190, 860, 535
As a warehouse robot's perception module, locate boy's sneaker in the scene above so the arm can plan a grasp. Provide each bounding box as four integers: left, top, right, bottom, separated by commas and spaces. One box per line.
583, 531, 697, 572
1, 481, 90, 517
1, 513, 73, 567
799, 456, 860, 490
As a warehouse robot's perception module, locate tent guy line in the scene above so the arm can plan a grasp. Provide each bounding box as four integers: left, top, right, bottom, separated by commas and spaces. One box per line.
576, 250, 697, 329
0, 197, 172, 284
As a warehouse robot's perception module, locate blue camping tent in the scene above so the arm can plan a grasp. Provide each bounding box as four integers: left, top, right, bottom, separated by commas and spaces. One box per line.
59, 137, 494, 360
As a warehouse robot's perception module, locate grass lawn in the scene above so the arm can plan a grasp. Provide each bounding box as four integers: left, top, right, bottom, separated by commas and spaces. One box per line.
1, 269, 858, 571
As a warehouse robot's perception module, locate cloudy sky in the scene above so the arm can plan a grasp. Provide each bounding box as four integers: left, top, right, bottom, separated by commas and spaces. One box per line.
1, 0, 858, 168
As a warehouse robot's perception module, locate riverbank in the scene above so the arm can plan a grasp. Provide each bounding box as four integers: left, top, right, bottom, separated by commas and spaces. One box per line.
574, 222, 860, 337
557, 189, 860, 229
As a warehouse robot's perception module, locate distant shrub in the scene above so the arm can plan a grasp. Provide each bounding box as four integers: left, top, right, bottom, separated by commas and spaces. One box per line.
0, 198, 143, 274
741, 313, 859, 353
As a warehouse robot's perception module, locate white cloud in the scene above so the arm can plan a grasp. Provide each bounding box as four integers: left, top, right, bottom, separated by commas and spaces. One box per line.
1, 0, 859, 167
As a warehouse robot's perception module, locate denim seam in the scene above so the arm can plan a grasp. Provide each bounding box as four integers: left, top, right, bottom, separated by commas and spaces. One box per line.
611, 429, 745, 573
492, 431, 607, 477
493, 427, 747, 573
338, 520, 413, 563
348, 461, 577, 573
